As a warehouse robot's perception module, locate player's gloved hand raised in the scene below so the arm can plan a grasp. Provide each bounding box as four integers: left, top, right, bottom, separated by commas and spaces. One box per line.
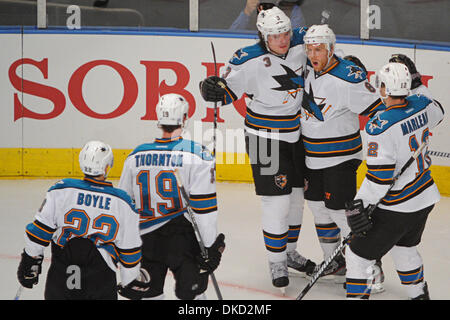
345, 199, 373, 237
197, 233, 225, 273
17, 250, 43, 289
118, 268, 151, 300
199, 76, 227, 102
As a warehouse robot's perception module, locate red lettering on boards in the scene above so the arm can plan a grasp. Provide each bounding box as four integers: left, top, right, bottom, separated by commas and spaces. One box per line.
68, 60, 138, 119
140, 61, 196, 120
9, 58, 66, 121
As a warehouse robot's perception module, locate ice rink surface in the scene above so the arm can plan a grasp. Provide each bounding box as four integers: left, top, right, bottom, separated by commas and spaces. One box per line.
1, 179, 449, 301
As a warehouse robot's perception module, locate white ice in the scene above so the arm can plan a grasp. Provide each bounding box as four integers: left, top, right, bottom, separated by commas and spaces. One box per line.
1, 179, 449, 300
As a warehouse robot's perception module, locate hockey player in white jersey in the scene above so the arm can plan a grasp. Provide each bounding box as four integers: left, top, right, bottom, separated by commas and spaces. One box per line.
344, 62, 444, 299
355, 53, 443, 294
300, 24, 381, 283
199, 6, 316, 291
17, 140, 149, 300
118, 93, 225, 300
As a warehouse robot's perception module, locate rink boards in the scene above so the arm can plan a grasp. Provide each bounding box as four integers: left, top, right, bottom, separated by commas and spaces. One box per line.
0, 28, 449, 194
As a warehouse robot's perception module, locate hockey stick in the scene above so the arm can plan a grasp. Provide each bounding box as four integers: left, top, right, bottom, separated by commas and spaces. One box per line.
210, 41, 218, 159
173, 169, 224, 300
14, 262, 41, 300
296, 139, 429, 300
13, 285, 23, 300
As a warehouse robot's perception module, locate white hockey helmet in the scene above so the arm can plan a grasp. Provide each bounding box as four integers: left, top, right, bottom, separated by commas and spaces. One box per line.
156, 93, 189, 128
79, 140, 114, 177
304, 24, 336, 51
375, 62, 412, 97
256, 6, 292, 42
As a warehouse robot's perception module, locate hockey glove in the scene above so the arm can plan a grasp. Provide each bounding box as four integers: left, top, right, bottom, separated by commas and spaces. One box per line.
197, 233, 225, 273
117, 268, 151, 300
199, 76, 227, 102
389, 54, 422, 89
345, 199, 373, 237
17, 250, 43, 289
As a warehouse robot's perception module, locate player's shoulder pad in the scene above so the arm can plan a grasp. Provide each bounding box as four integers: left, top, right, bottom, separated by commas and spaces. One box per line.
129, 143, 155, 156
229, 43, 266, 65
128, 141, 179, 157
329, 57, 367, 83
365, 96, 430, 136
48, 178, 136, 211
48, 178, 79, 192
175, 139, 215, 161
365, 113, 393, 136
291, 26, 307, 46
406, 93, 433, 107
128, 139, 214, 161
107, 187, 136, 210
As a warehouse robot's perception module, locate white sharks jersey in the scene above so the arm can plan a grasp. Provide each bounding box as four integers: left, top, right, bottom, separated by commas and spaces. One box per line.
24, 178, 142, 286
412, 84, 433, 99
119, 136, 218, 247
301, 56, 381, 169
221, 27, 308, 143
356, 95, 445, 212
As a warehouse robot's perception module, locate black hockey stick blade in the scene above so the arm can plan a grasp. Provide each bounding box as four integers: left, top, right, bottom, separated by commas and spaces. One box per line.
296, 235, 351, 300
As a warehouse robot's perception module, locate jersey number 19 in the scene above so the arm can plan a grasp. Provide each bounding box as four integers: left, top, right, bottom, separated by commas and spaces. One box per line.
136, 170, 184, 219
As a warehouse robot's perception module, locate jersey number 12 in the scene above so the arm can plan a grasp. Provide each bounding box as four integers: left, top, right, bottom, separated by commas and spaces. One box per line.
408, 128, 430, 175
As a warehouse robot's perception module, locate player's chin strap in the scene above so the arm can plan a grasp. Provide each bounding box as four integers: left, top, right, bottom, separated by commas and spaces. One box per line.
296, 139, 429, 300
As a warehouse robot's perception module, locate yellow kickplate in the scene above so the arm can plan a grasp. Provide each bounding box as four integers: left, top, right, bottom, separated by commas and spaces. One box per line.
1, 148, 449, 196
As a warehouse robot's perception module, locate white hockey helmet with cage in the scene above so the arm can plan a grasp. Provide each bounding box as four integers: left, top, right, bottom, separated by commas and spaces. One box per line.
79, 140, 114, 177
304, 24, 336, 51
257, 6, 292, 42
156, 93, 189, 128
375, 62, 412, 97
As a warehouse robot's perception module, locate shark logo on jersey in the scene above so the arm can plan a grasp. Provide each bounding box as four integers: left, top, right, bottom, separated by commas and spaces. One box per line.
272, 64, 304, 103
232, 49, 249, 61
302, 83, 325, 121
298, 26, 307, 34
368, 115, 389, 133
272, 65, 304, 92
346, 65, 365, 80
